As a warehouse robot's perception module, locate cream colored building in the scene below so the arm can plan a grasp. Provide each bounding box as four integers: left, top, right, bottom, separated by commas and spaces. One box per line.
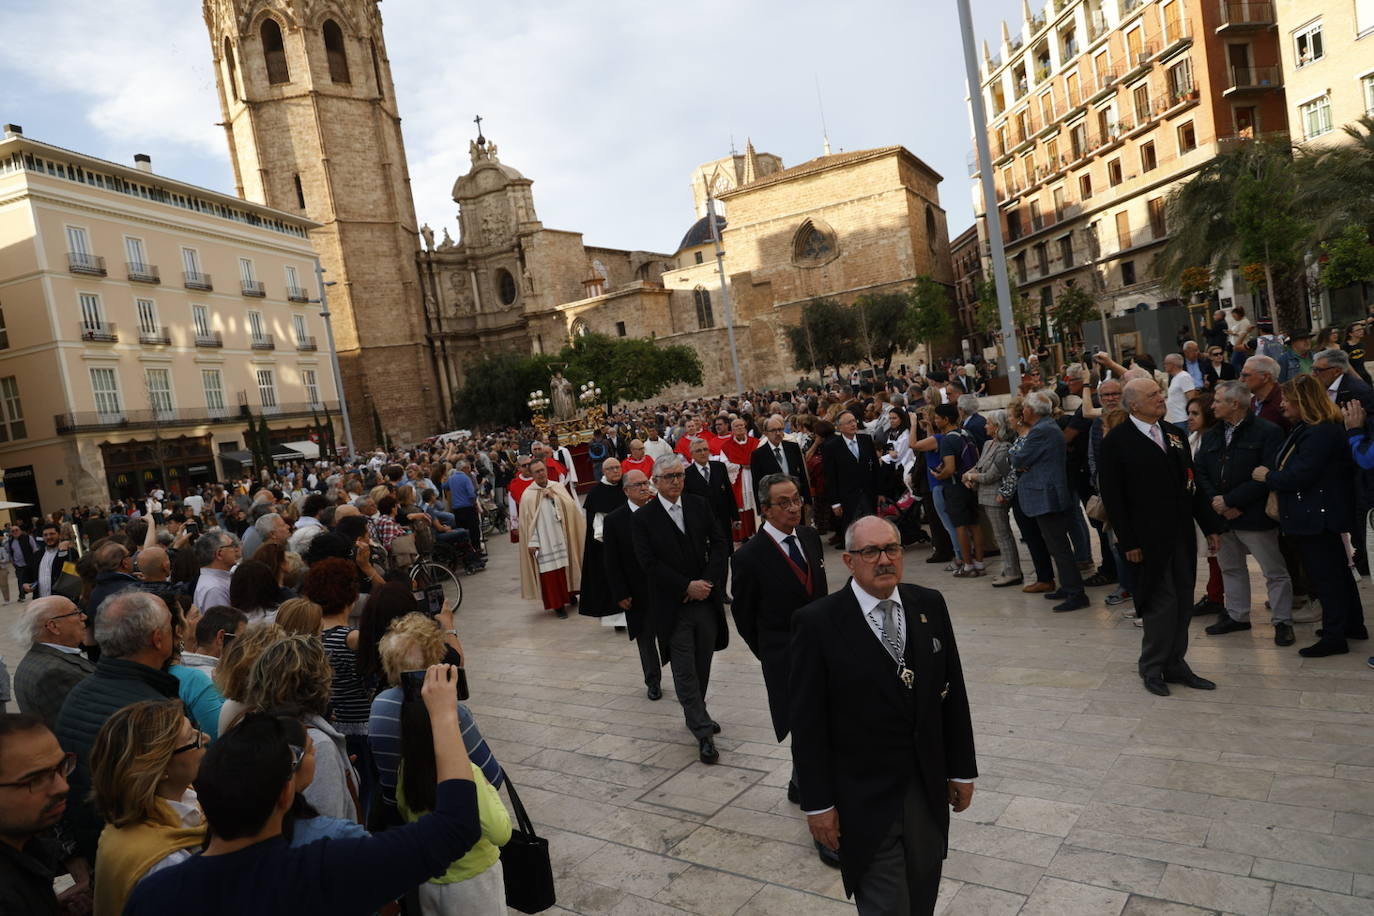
0, 128, 336, 514
1276, 0, 1374, 145
972, 0, 1288, 340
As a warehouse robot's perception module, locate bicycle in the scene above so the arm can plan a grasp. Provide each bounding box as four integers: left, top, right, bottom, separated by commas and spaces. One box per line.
408, 547, 464, 613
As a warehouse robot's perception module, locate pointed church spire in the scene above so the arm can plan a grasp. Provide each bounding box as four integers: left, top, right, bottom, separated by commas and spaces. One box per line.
743, 139, 760, 184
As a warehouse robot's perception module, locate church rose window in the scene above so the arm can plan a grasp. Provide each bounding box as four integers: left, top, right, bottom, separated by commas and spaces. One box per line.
793, 219, 837, 265
497, 269, 518, 305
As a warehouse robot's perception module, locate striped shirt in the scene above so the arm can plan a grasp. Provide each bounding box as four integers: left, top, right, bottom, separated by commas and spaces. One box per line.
368, 687, 502, 809
322, 626, 371, 735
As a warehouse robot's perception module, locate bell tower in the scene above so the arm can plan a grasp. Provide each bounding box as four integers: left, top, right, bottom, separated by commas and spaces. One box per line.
203, 0, 440, 446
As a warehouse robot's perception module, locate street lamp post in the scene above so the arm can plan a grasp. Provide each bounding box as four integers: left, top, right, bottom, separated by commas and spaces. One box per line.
313, 258, 356, 459
704, 183, 744, 397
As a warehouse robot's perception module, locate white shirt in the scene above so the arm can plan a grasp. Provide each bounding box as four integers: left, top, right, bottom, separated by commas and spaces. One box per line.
183, 494, 204, 516
40, 642, 84, 655
764, 440, 790, 474
143, 788, 204, 880
1327, 374, 1343, 403
194, 567, 233, 612
658, 494, 686, 532
37, 547, 58, 598
1129, 414, 1166, 447
1165, 371, 1195, 423
762, 521, 796, 550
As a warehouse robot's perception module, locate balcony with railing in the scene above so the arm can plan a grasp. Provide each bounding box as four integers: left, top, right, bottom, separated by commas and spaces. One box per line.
286, 285, 310, 302
251, 333, 275, 350
138, 328, 171, 345
1123, 42, 1160, 79
68, 252, 106, 276
1159, 19, 1193, 58
54, 399, 341, 435
1217, 2, 1275, 31
126, 261, 160, 283
241, 279, 266, 297
1225, 66, 1282, 95
1089, 68, 1121, 102
194, 330, 224, 348
79, 321, 118, 342
183, 271, 213, 290
295, 335, 318, 351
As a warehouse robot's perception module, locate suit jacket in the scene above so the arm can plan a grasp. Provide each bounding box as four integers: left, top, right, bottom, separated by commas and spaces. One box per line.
1266, 421, 1357, 535
631, 495, 730, 654
1012, 417, 1073, 517
1332, 373, 1374, 412
13, 643, 96, 728
729, 525, 827, 740
602, 505, 661, 649
682, 460, 737, 535
821, 433, 880, 514
749, 440, 811, 505
962, 413, 988, 451
790, 581, 976, 895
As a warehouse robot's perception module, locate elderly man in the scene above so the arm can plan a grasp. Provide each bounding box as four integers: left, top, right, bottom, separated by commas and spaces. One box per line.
602, 469, 664, 699
622, 439, 656, 479
790, 517, 976, 914
1181, 340, 1206, 390
12, 597, 94, 727
1194, 381, 1293, 646
193, 529, 240, 611
578, 457, 628, 625
1099, 378, 1224, 696
1241, 354, 1287, 431
1163, 353, 1196, 423
1314, 348, 1374, 410
518, 459, 586, 619
752, 414, 812, 508
53, 590, 180, 863
1014, 391, 1089, 611
822, 411, 881, 543
85, 541, 140, 622
719, 417, 761, 541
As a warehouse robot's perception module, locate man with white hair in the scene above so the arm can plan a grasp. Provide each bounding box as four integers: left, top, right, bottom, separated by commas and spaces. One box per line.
1314, 348, 1374, 411
1241, 355, 1287, 430
193, 529, 240, 611
956, 394, 986, 449
11, 597, 93, 727
1163, 353, 1196, 423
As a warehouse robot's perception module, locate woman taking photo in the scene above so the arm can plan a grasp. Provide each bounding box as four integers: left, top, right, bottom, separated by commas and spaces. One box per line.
90, 700, 207, 916
1255, 374, 1366, 656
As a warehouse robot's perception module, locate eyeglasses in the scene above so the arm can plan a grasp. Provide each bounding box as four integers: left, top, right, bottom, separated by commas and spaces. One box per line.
656, 472, 685, 481
0, 752, 76, 793
624, 481, 652, 490
288, 744, 307, 773
767, 497, 804, 509
851, 543, 903, 561
172, 730, 207, 755
46, 609, 84, 624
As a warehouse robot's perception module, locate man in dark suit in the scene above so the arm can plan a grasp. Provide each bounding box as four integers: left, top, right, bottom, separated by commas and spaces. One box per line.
821, 411, 880, 542
1098, 378, 1225, 697
12, 596, 94, 728
730, 473, 831, 860
603, 470, 665, 701
633, 454, 730, 764
791, 516, 976, 915
683, 437, 738, 542
750, 415, 811, 507
1315, 348, 1374, 411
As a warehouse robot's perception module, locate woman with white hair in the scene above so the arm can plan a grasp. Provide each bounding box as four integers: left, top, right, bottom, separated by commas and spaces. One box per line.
963, 410, 1021, 586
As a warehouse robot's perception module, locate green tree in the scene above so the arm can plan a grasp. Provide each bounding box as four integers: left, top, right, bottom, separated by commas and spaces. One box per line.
903, 276, 954, 358
853, 291, 918, 374
561, 333, 703, 407
785, 297, 861, 377
452, 350, 539, 429
1296, 115, 1374, 243
1051, 281, 1098, 341
1319, 225, 1374, 290
971, 277, 1031, 334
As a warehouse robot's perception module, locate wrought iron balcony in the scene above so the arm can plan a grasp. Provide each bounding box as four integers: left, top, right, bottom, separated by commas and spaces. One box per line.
1225, 67, 1282, 94
79, 321, 118, 342
138, 329, 171, 345
251, 334, 275, 350
241, 280, 266, 297
54, 399, 341, 435
126, 262, 160, 283
68, 252, 106, 276
183, 271, 213, 290
194, 330, 224, 348
296, 335, 318, 351
1217, 1, 1275, 31
286, 285, 310, 302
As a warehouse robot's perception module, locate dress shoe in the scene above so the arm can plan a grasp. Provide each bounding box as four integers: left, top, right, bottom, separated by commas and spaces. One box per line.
1023, 581, 1055, 593
787, 781, 799, 804
1192, 598, 1225, 617
1165, 673, 1216, 690
815, 841, 841, 869
991, 575, 1024, 588
1042, 589, 1068, 600
1274, 623, 1295, 646
1299, 639, 1349, 658
1205, 616, 1251, 636
615, 625, 627, 632
1053, 596, 1090, 612
1317, 626, 1368, 640
1143, 676, 1170, 697
710, 721, 721, 734
698, 737, 720, 764
1084, 571, 1117, 587
555, 608, 568, 619
646, 684, 662, 701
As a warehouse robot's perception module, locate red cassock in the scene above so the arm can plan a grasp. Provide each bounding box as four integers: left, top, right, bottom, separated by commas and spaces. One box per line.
545, 458, 568, 483
621, 455, 656, 478
719, 435, 760, 541
507, 474, 534, 543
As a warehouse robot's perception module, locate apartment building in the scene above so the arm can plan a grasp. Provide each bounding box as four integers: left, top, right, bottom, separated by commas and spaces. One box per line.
0, 127, 337, 515
972, 0, 1288, 339
951, 224, 987, 351
1277, 0, 1374, 146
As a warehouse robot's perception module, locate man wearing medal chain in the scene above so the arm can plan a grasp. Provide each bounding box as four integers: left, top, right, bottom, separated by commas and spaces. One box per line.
790, 516, 977, 916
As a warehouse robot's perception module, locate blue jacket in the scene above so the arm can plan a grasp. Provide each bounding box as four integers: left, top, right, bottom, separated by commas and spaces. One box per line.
1012, 417, 1072, 517
1266, 421, 1357, 536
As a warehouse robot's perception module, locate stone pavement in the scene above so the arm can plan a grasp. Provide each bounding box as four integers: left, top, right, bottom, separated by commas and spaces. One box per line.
3, 537, 1372, 916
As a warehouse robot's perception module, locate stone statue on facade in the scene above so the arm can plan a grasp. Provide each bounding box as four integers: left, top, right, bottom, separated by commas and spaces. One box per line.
420, 223, 435, 250
550, 370, 576, 421
438, 228, 456, 250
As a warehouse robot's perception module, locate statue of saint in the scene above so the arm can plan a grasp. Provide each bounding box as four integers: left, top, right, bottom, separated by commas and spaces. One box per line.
550, 370, 576, 421
420, 223, 435, 250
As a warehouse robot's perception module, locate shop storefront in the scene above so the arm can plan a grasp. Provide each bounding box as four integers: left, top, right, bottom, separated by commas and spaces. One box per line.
101, 435, 215, 501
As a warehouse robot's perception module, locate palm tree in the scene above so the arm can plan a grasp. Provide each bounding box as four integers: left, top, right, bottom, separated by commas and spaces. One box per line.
1295, 115, 1374, 243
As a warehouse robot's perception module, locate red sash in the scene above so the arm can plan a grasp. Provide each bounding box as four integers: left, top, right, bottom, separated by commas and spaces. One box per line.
767, 530, 813, 594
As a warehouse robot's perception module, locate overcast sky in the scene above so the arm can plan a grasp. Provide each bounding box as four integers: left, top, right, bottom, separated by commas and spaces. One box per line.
1, 0, 1022, 254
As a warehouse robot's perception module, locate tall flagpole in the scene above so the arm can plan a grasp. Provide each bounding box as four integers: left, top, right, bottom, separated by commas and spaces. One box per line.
957, 0, 1022, 390
704, 180, 744, 396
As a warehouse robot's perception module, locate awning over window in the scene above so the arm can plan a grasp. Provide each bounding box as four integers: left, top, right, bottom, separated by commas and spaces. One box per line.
281, 440, 320, 459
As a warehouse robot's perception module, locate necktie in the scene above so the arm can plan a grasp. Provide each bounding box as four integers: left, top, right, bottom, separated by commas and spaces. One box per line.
784, 534, 808, 573
875, 598, 900, 661
669, 502, 685, 533
774, 446, 786, 473
1149, 424, 1165, 451
848, 437, 858, 459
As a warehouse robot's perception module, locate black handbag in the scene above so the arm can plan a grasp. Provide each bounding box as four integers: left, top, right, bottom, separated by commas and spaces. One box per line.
500, 775, 556, 913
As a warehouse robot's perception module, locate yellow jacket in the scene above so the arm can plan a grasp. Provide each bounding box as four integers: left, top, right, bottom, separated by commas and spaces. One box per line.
93, 798, 205, 916
398, 762, 511, 884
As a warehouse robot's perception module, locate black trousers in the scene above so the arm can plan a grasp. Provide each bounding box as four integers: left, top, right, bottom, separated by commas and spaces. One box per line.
1298, 531, 1366, 642
1034, 511, 1085, 596
1011, 495, 1054, 583
669, 602, 717, 739
636, 626, 661, 688
1136, 537, 1197, 679
855, 779, 943, 916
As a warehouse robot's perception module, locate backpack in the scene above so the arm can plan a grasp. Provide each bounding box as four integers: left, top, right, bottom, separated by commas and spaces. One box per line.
947, 428, 980, 477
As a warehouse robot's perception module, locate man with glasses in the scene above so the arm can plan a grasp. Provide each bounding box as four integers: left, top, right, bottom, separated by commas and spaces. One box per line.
634, 454, 730, 763
750, 415, 812, 513
193, 529, 240, 612
1314, 348, 1374, 411
1241, 355, 1288, 431
602, 470, 665, 699
790, 516, 977, 915
1202, 343, 1236, 388
506, 455, 535, 543
12, 597, 94, 727
0, 713, 82, 914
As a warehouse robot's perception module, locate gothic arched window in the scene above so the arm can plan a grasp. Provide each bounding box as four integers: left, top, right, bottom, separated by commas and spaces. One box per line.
323, 20, 350, 83
570, 318, 589, 338
223, 37, 240, 101
694, 287, 714, 329
792, 219, 838, 266
261, 19, 290, 85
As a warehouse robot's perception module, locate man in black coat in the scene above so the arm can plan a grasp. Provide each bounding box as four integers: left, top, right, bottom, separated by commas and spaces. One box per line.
750, 415, 811, 507
577, 458, 628, 622
1098, 378, 1225, 697
683, 437, 738, 543
730, 473, 830, 858
633, 454, 730, 764
1317, 348, 1374, 410
821, 411, 880, 541
602, 470, 665, 700
790, 516, 976, 915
